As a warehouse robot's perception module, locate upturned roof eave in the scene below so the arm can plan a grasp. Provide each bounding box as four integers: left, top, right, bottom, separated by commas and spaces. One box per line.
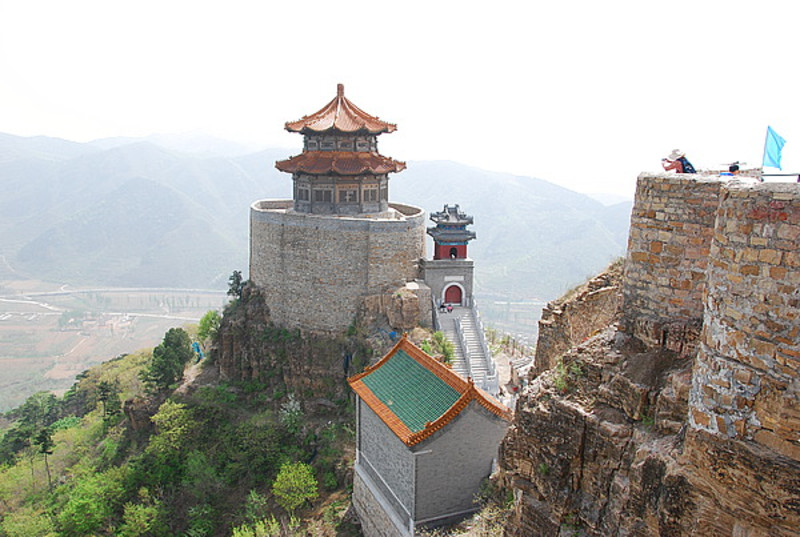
275, 151, 406, 176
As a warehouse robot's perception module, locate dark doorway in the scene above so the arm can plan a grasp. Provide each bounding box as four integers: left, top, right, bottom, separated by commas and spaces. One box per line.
444, 285, 462, 305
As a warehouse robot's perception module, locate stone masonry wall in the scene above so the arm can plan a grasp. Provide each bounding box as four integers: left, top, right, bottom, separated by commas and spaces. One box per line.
690, 182, 799, 459
250, 200, 425, 333
621, 174, 722, 355
501, 175, 799, 536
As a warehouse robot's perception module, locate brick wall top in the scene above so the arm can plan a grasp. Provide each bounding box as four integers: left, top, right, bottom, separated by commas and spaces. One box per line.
251, 199, 424, 232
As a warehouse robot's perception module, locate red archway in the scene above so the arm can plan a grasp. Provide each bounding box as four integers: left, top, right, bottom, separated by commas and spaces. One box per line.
444, 285, 462, 305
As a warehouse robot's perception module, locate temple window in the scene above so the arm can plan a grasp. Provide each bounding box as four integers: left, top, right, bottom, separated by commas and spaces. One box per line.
339, 189, 358, 203
363, 188, 378, 202
314, 189, 333, 202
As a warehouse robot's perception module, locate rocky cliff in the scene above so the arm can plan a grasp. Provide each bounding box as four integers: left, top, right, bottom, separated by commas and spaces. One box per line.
499, 176, 799, 536
213, 285, 373, 413
212, 283, 427, 412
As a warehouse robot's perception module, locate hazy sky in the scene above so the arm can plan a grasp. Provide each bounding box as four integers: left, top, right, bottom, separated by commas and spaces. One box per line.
1, 0, 797, 197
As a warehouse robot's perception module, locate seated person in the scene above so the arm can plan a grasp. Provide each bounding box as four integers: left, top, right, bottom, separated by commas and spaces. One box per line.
721, 163, 740, 177
662, 149, 697, 173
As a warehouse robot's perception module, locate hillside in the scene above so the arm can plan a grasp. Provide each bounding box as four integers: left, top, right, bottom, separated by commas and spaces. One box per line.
0, 319, 365, 536
395, 161, 629, 299
0, 133, 630, 304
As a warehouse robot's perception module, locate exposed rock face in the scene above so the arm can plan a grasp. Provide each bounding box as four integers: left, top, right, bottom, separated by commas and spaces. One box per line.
213, 284, 376, 411
500, 176, 799, 536
501, 325, 799, 536
122, 396, 162, 433
534, 263, 623, 378
358, 283, 431, 332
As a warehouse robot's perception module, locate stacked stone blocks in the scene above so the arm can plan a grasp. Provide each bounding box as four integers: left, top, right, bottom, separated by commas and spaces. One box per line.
691, 183, 799, 459
623, 174, 799, 461
250, 200, 425, 333
622, 174, 722, 355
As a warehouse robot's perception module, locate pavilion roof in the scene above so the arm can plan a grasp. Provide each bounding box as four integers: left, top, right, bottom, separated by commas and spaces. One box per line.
430, 204, 474, 225
275, 151, 406, 176
348, 334, 510, 447
285, 84, 397, 134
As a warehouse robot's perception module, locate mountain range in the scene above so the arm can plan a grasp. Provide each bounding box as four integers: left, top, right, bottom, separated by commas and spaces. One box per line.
0, 132, 631, 304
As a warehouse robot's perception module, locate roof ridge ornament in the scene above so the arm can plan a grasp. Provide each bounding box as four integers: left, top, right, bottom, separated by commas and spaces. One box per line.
337, 83, 344, 98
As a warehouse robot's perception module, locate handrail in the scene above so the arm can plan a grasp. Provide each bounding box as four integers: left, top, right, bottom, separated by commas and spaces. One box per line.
470, 300, 499, 394
472, 300, 496, 377
453, 318, 472, 379
431, 297, 441, 332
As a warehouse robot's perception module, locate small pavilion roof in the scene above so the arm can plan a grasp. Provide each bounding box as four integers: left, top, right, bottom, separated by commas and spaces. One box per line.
275, 151, 406, 176
348, 334, 510, 447
430, 204, 474, 226
285, 84, 397, 134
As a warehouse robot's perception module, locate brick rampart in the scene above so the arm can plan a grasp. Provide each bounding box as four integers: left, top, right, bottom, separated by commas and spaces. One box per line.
689, 182, 799, 459
249, 200, 425, 333
621, 174, 723, 354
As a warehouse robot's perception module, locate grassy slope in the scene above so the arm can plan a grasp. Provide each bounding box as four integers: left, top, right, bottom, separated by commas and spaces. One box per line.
0, 347, 360, 537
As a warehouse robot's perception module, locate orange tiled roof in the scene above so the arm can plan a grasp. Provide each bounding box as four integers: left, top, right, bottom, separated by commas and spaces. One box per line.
275, 151, 406, 176
348, 334, 511, 447
285, 84, 397, 134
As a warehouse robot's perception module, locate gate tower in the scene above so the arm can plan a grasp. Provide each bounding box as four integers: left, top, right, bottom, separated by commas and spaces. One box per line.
421, 204, 476, 307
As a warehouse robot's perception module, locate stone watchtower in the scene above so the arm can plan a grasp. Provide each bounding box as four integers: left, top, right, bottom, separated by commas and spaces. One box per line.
421, 205, 476, 307
249, 85, 426, 333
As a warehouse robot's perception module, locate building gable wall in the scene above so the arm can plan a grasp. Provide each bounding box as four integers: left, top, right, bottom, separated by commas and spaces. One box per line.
413, 401, 509, 525
357, 398, 415, 526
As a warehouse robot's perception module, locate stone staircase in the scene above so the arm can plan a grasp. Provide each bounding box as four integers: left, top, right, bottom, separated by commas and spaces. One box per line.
436, 305, 499, 395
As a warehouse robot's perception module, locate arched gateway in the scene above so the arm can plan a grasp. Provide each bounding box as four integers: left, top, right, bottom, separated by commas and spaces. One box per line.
444, 284, 463, 305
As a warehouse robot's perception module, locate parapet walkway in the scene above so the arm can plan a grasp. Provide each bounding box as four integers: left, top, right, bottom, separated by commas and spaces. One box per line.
436, 305, 499, 396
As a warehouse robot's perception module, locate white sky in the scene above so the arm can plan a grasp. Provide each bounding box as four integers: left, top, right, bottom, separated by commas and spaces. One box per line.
1, 0, 798, 197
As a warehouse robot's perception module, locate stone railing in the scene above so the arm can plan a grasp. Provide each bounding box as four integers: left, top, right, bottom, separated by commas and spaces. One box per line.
454, 318, 472, 379
472, 300, 499, 394
471, 300, 496, 379
431, 297, 441, 332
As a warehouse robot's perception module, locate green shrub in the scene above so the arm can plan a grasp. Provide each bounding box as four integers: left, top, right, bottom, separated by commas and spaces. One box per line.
272, 462, 318, 515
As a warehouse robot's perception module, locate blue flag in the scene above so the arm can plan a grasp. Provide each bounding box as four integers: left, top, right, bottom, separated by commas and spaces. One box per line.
762, 126, 786, 169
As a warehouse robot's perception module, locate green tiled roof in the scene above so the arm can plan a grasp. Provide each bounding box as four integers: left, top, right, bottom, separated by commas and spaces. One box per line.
361, 349, 461, 432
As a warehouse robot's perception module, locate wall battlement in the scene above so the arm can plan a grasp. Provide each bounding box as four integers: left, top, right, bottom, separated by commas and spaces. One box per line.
623, 174, 799, 459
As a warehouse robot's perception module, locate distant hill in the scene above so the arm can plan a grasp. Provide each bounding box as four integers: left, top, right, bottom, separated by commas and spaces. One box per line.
0, 132, 631, 304
395, 161, 630, 299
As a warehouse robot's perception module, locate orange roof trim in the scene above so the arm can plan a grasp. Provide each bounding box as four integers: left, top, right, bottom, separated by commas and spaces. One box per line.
275, 151, 406, 176
285, 84, 397, 134
349, 334, 511, 447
